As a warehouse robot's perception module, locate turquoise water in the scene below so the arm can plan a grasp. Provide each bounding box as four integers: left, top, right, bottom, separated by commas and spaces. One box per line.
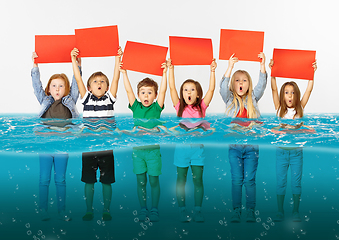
1, 114, 339, 240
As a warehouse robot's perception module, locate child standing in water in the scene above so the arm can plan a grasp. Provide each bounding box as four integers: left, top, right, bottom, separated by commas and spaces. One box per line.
168, 58, 217, 222
219, 53, 267, 222
71, 47, 122, 221
32, 52, 80, 221
269, 59, 317, 222
119, 59, 168, 222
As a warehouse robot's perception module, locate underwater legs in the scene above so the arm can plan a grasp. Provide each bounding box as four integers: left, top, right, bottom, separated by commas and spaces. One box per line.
176, 167, 189, 207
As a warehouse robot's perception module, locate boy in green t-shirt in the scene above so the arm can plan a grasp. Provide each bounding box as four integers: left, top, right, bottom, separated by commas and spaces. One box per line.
119, 60, 167, 222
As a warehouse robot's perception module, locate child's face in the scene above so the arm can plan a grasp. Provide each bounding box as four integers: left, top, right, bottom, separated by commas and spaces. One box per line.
182, 82, 199, 105
233, 73, 249, 97
138, 86, 157, 107
88, 76, 109, 98
49, 78, 66, 101
284, 85, 295, 108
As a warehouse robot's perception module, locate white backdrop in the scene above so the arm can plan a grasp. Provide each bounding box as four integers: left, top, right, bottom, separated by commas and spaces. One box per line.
1, 0, 337, 115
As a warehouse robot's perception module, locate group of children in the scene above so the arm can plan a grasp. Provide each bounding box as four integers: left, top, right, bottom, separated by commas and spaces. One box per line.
31, 46, 317, 223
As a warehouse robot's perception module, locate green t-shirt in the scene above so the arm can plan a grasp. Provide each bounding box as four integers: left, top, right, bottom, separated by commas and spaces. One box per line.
128, 99, 164, 129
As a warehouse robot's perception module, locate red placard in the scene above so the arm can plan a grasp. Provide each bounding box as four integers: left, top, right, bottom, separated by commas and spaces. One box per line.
271, 49, 316, 80
122, 41, 168, 76
169, 36, 213, 65
35, 35, 75, 63
219, 29, 264, 62
75, 25, 119, 57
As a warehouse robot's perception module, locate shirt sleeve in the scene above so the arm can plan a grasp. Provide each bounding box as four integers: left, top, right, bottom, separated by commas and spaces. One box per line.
80, 91, 90, 104
31, 67, 47, 105
174, 101, 180, 114
155, 101, 164, 112
219, 76, 232, 104
200, 99, 208, 117
107, 90, 117, 103
253, 71, 267, 101
128, 99, 138, 112
69, 66, 81, 103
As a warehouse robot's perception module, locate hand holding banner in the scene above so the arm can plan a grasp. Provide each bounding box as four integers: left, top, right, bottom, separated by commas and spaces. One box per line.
35, 35, 75, 63
271, 49, 316, 80
219, 29, 264, 62
169, 36, 213, 65
122, 41, 168, 76
75, 25, 119, 57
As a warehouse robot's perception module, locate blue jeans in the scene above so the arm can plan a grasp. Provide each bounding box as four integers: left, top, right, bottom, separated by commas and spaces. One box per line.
276, 148, 303, 195
39, 153, 68, 212
229, 145, 259, 209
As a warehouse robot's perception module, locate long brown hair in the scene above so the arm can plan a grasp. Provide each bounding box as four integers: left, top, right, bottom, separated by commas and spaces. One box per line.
226, 70, 257, 118
44, 74, 70, 96
278, 81, 303, 118
177, 79, 203, 117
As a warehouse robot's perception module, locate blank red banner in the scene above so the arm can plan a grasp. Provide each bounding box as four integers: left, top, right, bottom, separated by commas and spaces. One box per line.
271, 49, 316, 80
122, 41, 168, 76
75, 25, 119, 57
169, 36, 213, 65
219, 29, 264, 62
35, 35, 75, 63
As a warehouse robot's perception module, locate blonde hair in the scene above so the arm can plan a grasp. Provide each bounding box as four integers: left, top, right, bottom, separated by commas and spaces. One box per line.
226, 70, 258, 118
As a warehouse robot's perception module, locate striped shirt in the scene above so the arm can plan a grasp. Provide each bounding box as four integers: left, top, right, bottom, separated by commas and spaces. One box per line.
81, 91, 116, 118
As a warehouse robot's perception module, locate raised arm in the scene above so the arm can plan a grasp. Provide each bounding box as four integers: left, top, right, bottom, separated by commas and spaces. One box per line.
220, 54, 238, 104
168, 59, 179, 106
119, 62, 136, 106
32, 52, 38, 68
259, 52, 266, 74
224, 53, 238, 78
203, 58, 217, 106
157, 61, 168, 108
253, 53, 267, 101
31, 52, 45, 104
301, 61, 317, 108
110, 46, 123, 98
71, 48, 86, 98
269, 59, 280, 110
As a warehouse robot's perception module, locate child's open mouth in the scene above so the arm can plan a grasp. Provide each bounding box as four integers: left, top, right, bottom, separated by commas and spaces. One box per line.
240, 87, 243, 91
98, 87, 102, 90
188, 96, 191, 101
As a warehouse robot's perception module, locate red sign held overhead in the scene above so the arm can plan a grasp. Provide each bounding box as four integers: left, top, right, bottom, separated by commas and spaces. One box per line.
35, 35, 76, 63
219, 29, 264, 62
169, 36, 213, 65
271, 49, 316, 80
122, 41, 168, 76
75, 25, 119, 57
